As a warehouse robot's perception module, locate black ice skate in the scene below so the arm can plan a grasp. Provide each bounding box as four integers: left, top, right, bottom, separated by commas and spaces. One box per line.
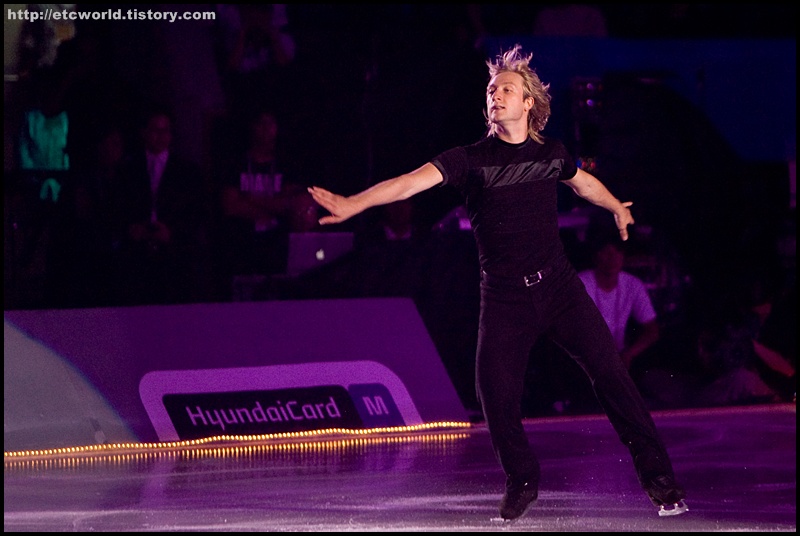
498, 477, 538, 521
643, 474, 688, 516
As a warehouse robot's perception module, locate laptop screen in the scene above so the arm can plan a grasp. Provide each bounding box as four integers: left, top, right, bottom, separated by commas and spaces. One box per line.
285, 232, 355, 277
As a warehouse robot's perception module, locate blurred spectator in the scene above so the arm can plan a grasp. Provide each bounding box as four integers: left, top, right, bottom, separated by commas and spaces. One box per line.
748, 280, 796, 402
17, 27, 135, 198
212, 108, 317, 299
692, 312, 782, 408
350, 199, 429, 298
213, 4, 296, 120
375, 198, 415, 243
155, 5, 226, 172
526, 229, 661, 415
639, 275, 793, 409
111, 105, 213, 306
53, 28, 137, 178
17, 61, 70, 178
8, 39, 74, 309
16, 3, 77, 78
578, 234, 660, 369
45, 123, 128, 308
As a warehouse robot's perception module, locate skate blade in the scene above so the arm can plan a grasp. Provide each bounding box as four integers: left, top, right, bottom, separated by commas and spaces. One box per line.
657, 499, 688, 517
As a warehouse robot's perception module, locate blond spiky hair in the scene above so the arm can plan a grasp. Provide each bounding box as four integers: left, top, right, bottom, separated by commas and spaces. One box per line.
485, 44, 551, 143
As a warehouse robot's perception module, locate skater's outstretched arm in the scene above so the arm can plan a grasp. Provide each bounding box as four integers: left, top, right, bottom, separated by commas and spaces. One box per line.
308, 163, 443, 226
563, 168, 634, 241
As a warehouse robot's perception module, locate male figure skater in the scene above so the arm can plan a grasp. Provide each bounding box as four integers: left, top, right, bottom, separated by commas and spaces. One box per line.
308, 44, 687, 521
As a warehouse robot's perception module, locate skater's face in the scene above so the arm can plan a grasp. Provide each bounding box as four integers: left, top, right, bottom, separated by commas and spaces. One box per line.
486, 72, 533, 129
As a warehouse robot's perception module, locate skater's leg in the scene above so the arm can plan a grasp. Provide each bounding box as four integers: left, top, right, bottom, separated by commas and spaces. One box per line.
476, 282, 542, 519
550, 276, 687, 513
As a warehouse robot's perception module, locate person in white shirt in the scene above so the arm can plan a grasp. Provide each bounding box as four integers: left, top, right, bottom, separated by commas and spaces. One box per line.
578, 236, 660, 369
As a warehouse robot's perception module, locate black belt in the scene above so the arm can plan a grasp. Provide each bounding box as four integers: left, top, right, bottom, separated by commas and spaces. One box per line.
481, 268, 550, 287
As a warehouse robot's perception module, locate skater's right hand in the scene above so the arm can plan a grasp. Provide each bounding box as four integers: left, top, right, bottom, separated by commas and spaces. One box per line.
307, 186, 361, 225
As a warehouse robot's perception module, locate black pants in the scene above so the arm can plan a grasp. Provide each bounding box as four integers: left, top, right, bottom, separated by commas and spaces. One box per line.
476, 256, 675, 486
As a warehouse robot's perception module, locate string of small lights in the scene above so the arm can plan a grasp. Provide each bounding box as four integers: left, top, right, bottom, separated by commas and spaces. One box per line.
4, 421, 474, 469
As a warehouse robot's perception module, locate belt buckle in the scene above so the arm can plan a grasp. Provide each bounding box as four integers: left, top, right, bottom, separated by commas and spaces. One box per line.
524, 271, 543, 287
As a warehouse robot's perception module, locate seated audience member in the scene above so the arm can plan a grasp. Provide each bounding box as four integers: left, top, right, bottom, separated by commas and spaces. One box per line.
213, 108, 316, 298
111, 105, 213, 305
745, 279, 796, 402
692, 314, 782, 407
526, 230, 661, 415
641, 277, 791, 409
578, 234, 660, 369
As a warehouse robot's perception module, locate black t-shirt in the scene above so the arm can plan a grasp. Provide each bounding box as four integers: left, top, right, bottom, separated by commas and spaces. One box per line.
431, 136, 578, 278
216, 155, 292, 275
220, 156, 285, 232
